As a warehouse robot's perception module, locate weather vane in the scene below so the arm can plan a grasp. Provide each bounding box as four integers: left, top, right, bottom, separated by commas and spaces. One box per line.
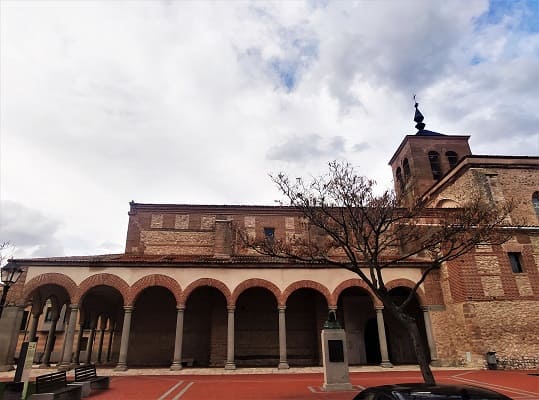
413, 94, 425, 131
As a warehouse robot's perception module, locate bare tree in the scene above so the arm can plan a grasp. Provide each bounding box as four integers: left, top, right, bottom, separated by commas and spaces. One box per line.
238, 161, 514, 384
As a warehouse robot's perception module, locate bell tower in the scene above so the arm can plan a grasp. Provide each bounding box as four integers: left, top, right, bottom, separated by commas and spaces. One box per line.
388, 100, 472, 203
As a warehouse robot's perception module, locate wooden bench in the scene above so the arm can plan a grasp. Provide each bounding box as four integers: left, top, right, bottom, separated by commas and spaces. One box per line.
29, 371, 82, 400
74, 364, 110, 393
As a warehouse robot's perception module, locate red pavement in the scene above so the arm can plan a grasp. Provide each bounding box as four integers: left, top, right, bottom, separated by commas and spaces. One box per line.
87, 370, 539, 400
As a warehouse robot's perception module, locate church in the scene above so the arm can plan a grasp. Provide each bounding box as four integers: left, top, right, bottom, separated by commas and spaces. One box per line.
1, 109, 538, 372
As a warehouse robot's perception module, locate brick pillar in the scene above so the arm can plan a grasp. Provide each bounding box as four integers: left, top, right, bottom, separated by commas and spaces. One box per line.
278, 306, 289, 369
40, 317, 58, 367
170, 306, 185, 370
375, 306, 393, 368
421, 306, 440, 366
58, 304, 79, 370
225, 306, 235, 370
114, 306, 133, 371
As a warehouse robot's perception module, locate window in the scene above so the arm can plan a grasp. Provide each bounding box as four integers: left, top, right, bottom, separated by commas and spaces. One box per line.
446, 151, 458, 168
44, 307, 53, 322
533, 192, 539, 219
263, 227, 275, 241
403, 158, 411, 182
396, 167, 404, 191
428, 151, 442, 180
508, 252, 523, 273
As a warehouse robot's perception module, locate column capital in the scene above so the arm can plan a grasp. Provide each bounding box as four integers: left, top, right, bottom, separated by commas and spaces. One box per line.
375, 305, 384, 311
421, 305, 431, 312
227, 305, 236, 312
328, 305, 337, 311
69, 304, 80, 311
278, 305, 286, 312
177, 305, 185, 311
123, 305, 134, 312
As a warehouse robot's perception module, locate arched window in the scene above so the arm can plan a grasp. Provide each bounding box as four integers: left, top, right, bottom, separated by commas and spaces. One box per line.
428, 151, 442, 180
396, 167, 404, 191
403, 158, 411, 182
446, 151, 458, 169
533, 192, 539, 219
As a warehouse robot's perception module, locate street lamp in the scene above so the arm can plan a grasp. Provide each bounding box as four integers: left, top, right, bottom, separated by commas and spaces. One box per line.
0, 261, 23, 319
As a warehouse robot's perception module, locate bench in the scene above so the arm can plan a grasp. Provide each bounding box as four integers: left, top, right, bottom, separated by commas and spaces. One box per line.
29, 371, 82, 400
74, 364, 110, 393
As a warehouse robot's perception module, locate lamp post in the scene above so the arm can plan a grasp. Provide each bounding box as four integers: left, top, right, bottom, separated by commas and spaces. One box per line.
0, 261, 23, 319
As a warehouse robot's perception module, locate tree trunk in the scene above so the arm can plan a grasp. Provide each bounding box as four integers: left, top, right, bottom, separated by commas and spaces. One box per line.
381, 298, 436, 385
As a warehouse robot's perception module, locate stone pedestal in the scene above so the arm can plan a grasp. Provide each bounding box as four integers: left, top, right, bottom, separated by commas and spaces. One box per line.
321, 328, 353, 391
0, 305, 23, 372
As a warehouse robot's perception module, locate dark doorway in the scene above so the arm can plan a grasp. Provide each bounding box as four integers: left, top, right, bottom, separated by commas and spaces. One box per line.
364, 317, 381, 364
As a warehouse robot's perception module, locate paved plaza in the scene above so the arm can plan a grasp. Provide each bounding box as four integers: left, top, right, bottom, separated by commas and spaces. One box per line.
1, 366, 538, 399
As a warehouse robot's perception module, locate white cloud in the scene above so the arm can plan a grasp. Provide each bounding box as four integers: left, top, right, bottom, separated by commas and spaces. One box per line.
1, 0, 537, 257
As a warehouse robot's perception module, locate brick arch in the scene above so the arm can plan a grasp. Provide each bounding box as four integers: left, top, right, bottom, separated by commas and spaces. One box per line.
75, 273, 129, 305
23, 273, 77, 304
332, 279, 378, 307
231, 278, 281, 306
385, 278, 427, 306
281, 280, 331, 307
180, 278, 232, 306
127, 274, 182, 306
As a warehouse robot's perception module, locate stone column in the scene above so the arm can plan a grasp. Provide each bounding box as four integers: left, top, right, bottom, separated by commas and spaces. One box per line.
96, 320, 106, 364
106, 327, 114, 362
27, 312, 41, 342
40, 317, 59, 367
421, 306, 440, 366
85, 323, 97, 364
58, 304, 79, 370
170, 306, 185, 370
224, 305, 235, 370
278, 306, 289, 369
72, 324, 84, 365
114, 306, 133, 371
375, 306, 392, 368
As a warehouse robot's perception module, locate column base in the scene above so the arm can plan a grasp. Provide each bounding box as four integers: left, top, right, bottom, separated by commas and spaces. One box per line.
114, 364, 128, 371
323, 383, 354, 392
170, 362, 183, 371
380, 361, 393, 368
278, 361, 290, 369
224, 362, 236, 370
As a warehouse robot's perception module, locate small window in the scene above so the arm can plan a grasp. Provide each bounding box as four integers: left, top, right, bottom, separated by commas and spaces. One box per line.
263, 227, 275, 240
428, 151, 442, 180
403, 158, 411, 182
44, 307, 53, 322
532, 192, 539, 219
396, 167, 404, 191
446, 151, 458, 168
508, 252, 523, 273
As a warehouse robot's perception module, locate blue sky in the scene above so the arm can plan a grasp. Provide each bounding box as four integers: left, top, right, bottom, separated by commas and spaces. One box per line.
1, 0, 538, 259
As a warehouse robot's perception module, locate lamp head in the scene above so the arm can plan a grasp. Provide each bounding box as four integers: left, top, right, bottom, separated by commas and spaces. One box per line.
1, 261, 23, 286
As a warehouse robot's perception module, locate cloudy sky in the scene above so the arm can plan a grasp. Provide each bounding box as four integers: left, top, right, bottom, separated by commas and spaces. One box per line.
1, 0, 538, 260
